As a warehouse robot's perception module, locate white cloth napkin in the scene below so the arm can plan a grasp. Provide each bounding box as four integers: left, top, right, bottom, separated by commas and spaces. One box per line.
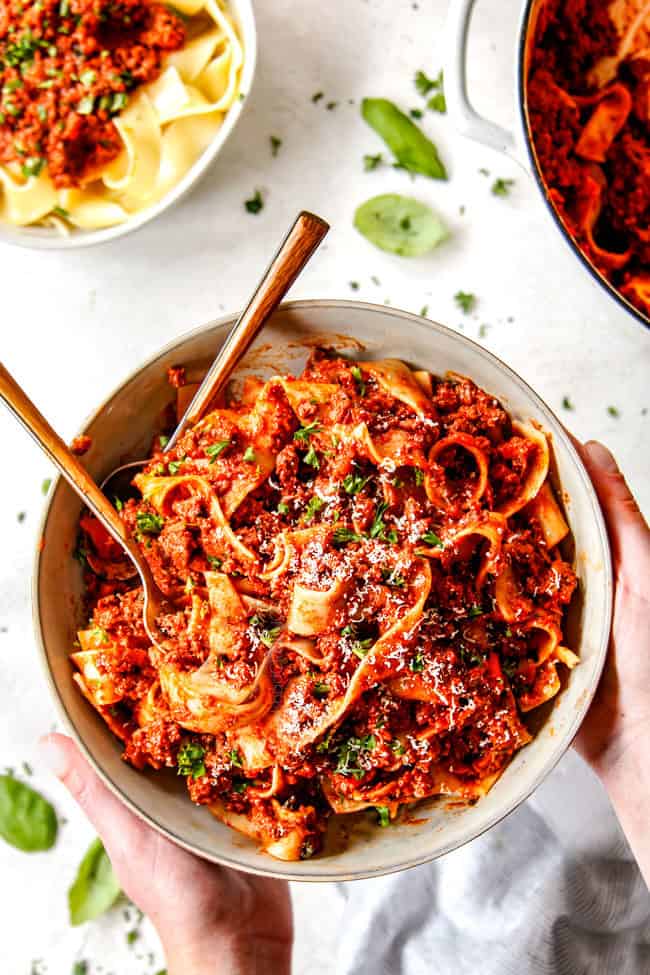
334, 752, 650, 974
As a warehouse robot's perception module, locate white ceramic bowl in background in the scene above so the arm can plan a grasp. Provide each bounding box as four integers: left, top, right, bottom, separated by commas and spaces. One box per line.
34, 300, 612, 881
445, 0, 649, 329
1, 0, 256, 251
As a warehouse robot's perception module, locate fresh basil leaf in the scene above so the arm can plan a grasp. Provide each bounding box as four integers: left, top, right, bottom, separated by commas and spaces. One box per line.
361, 98, 447, 180
0, 774, 58, 852
68, 837, 121, 926
354, 194, 448, 257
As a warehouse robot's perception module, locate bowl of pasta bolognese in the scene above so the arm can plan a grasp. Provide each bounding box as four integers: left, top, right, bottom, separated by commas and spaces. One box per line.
446, 0, 650, 326
34, 300, 612, 880
0, 0, 256, 248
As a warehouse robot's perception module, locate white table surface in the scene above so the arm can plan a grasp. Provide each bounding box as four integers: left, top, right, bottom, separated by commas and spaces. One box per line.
2, 0, 648, 970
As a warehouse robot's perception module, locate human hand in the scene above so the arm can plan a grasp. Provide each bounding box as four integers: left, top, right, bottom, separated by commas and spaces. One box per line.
39, 734, 293, 975
573, 440, 650, 883
574, 441, 650, 774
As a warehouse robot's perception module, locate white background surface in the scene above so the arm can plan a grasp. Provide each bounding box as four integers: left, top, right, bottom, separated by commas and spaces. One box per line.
1, 0, 649, 971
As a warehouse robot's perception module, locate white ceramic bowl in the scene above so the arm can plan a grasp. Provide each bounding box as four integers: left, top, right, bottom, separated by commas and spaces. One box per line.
2, 0, 256, 251
34, 301, 612, 881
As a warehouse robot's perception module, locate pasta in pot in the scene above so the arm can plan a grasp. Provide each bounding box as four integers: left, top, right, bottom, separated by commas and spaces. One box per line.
0, 0, 243, 232
71, 350, 578, 861
525, 0, 650, 319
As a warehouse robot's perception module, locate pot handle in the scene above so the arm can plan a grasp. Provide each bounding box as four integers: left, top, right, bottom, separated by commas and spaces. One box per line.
445, 0, 518, 156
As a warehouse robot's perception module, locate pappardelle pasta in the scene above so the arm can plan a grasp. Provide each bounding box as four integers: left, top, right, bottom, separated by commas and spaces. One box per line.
73, 351, 578, 860
0, 0, 243, 231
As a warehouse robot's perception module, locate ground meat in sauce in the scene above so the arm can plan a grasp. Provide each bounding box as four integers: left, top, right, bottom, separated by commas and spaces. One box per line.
0, 0, 185, 187
526, 0, 650, 318
74, 351, 577, 857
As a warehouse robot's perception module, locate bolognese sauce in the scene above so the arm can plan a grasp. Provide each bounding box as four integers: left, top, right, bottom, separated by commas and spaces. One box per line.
72, 350, 578, 860
526, 0, 650, 318
0, 0, 185, 187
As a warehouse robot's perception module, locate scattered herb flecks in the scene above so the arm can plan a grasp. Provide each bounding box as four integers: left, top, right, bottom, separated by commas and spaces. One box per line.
491, 178, 515, 197
245, 189, 264, 214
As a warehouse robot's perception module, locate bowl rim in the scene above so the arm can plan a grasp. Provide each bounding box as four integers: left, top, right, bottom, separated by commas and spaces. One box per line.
32, 299, 613, 882
0, 0, 257, 251
516, 0, 649, 330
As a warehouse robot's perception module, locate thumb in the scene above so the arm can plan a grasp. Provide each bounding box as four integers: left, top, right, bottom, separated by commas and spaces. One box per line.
580, 440, 649, 569
39, 733, 150, 870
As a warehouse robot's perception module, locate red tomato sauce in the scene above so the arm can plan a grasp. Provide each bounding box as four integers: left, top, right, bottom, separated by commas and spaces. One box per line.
0, 0, 185, 187
526, 0, 650, 318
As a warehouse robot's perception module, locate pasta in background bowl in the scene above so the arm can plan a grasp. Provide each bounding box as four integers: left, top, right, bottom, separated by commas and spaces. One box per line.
0, 0, 255, 248
34, 301, 613, 880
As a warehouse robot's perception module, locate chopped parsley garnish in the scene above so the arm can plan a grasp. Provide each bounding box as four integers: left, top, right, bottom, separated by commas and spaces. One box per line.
17, 511, 26, 523
376, 805, 390, 827
243, 446, 256, 463
245, 189, 263, 214
390, 739, 406, 755
491, 178, 515, 197
350, 639, 373, 659
363, 152, 383, 171
232, 780, 248, 793
332, 526, 364, 545
316, 731, 333, 754
311, 91, 324, 103
270, 135, 282, 157
428, 90, 446, 113
342, 624, 375, 659
561, 396, 574, 411
135, 511, 164, 535
110, 92, 128, 113
454, 291, 476, 314
294, 421, 321, 442
41, 477, 51, 495
206, 439, 231, 461
303, 444, 320, 469
168, 458, 185, 475
414, 69, 437, 96
349, 280, 360, 290
343, 471, 371, 495
335, 735, 376, 778
414, 467, 425, 487
177, 741, 206, 779
206, 555, 222, 569
159, 435, 170, 448
114, 496, 123, 513
21, 156, 44, 177
420, 305, 429, 318
312, 681, 330, 698
410, 107, 423, 119
276, 501, 290, 515
607, 405, 620, 418
381, 567, 406, 588
229, 749, 243, 768
303, 495, 325, 522
72, 963, 88, 975
52, 205, 69, 218
468, 605, 484, 618
369, 500, 394, 541
249, 614, 281, 648
421, 530, 443, 547
410, 649, 425, 672
350, 365, 366, 397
